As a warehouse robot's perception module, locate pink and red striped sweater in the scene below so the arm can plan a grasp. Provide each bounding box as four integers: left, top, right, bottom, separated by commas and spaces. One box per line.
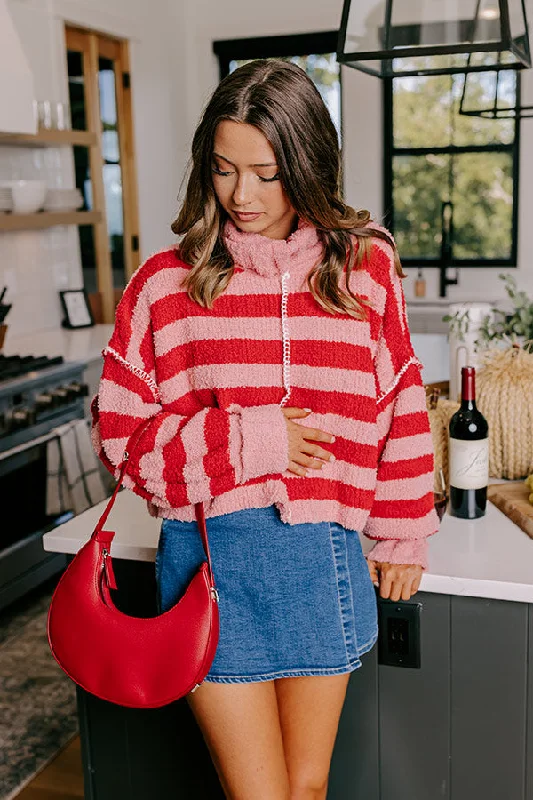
91, 218, 440, 568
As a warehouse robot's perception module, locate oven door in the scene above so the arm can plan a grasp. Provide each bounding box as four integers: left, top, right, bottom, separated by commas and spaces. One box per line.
0, 434, 73, 611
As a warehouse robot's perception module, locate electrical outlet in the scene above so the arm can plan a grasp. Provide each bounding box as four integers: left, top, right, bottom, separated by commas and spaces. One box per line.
377, 598, 422, 668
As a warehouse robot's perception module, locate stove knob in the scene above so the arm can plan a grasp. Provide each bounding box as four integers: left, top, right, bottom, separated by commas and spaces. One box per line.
12, 407, 36, 428
51, 387, 69, 405
67, 381, 89, 397
35, 392, 54, 411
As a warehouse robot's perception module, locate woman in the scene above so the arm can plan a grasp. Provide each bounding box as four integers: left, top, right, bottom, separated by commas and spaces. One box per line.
92, 59, 439, 800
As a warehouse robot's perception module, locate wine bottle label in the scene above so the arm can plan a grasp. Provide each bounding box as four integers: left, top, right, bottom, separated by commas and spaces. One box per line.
449, 437, 489, 490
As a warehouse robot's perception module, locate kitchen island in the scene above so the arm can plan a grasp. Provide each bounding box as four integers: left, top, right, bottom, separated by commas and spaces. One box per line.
44, 488, 533, 800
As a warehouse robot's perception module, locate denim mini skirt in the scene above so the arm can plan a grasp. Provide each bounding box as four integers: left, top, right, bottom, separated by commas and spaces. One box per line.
155, 505, 378, 684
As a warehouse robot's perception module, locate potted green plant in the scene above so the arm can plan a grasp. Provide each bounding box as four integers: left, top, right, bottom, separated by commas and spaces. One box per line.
442, 273, 533, 353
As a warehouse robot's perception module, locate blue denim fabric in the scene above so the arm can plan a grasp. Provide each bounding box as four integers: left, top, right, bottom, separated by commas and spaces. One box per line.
155, 505, 378, 683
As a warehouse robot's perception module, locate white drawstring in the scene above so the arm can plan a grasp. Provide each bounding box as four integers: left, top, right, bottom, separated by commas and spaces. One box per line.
280, 271, 291, 407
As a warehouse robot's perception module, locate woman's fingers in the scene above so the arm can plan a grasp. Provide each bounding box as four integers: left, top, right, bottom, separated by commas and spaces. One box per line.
367, 559, 380, 588
282, 406, 312, 419
300, 441, 336, 463
282, 408, 335, 442
372, 562, 423, 600
286, 419, 335, 445
283, 408, 335, 474
302, 426, 335, 444
287, 461, 308, 476
292, 453, 325, 469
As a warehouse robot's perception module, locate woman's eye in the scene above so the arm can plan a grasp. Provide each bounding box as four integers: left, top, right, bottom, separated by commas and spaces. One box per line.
258, 173, 281, 183
212, 166, 233, 176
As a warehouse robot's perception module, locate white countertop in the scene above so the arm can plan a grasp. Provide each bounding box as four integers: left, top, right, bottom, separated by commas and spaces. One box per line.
3, 325, 114, 365
43, 485, 533, 604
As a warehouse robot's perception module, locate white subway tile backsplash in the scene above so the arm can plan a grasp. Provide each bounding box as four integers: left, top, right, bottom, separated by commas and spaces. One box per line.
0, 144, 83, 338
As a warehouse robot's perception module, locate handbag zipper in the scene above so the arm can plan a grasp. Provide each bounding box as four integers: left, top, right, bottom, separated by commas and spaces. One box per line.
101, 547, 118, 591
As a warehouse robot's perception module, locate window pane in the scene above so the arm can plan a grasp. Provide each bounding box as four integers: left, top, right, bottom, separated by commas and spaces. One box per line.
454, 71, 516, 145
393, 69, 516, 148
392, 154, 450, 259
452, 152, 513, 260
67, 50, 86, 131
67, 49, 96, 291
229, 54, 341, 141
393, 73, 453, 148
390, 54, 517, 264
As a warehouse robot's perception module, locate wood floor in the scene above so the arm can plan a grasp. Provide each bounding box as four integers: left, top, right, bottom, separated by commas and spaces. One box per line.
13, 735, 84, 799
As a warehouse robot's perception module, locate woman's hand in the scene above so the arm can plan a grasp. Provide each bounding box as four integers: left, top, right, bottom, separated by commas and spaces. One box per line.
367, 560, 423, 601
147, 500, 158, 517
281, 407, 336, 477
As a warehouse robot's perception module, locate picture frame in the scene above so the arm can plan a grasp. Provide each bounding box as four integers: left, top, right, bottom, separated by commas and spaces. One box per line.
59, 289, 95, 329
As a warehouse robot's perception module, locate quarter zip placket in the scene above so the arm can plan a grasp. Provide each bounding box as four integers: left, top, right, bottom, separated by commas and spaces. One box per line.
280, 270, 291, 407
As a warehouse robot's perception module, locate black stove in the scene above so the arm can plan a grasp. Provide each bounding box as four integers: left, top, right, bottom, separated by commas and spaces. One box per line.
0, 354, 89, 454
0, 351, 90, 611
0, 353, 65, 382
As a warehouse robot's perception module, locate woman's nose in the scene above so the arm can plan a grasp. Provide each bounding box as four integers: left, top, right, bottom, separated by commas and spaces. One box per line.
232, 173, 254, 206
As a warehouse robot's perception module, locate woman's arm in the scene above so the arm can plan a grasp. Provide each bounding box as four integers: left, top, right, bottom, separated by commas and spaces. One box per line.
91, 270, 289, 511
362, 239, 440, 571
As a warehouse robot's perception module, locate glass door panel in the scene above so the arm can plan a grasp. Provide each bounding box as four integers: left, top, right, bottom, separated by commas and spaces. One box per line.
67, 45, 97, 294
98, 55, 125, 293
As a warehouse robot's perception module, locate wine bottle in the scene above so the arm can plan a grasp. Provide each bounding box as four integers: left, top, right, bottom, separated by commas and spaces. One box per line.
448, 365, 489, 519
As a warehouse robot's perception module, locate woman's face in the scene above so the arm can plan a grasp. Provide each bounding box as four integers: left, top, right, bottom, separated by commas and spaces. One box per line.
211, 120, 297, 240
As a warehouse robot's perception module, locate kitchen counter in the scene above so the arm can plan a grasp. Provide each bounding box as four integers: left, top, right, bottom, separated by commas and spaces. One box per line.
43, 482, 533, 603
3, 324, 114, 364
3, 325, 449, 385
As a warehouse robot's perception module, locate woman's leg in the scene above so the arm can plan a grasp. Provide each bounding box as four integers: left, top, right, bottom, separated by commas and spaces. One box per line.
275, 673, 351, 800
186, 680, 291, 800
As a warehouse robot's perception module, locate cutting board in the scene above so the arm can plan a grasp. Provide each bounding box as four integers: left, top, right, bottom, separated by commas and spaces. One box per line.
487, 482, 533, 539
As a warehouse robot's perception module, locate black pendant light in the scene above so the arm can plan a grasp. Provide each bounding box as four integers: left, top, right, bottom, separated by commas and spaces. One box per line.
337, 0, 531, 78
459, 61, 533, 117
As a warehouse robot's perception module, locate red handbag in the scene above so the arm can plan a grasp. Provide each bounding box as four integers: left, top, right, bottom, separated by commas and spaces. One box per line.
47, 417, 220, 708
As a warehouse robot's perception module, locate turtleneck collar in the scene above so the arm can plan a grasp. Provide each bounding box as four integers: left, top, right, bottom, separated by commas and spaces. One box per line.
222, 216, 323, 278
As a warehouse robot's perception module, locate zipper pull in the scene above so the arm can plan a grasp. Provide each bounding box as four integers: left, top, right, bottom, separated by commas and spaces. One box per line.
102, 548, 118, 591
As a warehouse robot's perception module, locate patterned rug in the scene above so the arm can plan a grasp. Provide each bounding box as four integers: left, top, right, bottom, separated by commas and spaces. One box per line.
0, 576, 79, 800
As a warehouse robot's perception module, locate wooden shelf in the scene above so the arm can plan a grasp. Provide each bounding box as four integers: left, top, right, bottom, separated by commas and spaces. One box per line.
0, 129, 97, 147
0, 211, 102, 231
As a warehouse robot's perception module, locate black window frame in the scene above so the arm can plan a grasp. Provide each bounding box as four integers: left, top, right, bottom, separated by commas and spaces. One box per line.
382, 73, 521, 268
213, 30, 340, 79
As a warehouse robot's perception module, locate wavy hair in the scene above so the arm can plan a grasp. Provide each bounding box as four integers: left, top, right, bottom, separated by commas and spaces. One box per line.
172, 59, 405, 317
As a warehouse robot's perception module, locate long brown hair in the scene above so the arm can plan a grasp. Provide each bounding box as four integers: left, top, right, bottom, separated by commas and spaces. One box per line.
172, 59, 405, 317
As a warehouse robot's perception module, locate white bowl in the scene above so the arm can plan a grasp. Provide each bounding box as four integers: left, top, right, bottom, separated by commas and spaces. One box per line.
9, 180, 47, 214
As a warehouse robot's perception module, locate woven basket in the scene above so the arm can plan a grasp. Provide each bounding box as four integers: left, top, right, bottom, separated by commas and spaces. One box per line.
427, 395, 460, 493
476, 345, 533, 480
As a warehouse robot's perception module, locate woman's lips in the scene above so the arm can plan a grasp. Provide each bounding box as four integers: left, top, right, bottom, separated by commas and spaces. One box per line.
233, 211, 262, 221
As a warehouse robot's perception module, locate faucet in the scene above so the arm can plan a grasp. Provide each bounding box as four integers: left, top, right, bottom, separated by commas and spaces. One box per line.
439, 201, 459, 298
439, 265, 459, 298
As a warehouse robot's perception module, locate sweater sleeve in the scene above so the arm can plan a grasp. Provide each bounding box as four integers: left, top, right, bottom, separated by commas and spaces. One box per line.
363, 241, 440, 569
91, 273, 289, 511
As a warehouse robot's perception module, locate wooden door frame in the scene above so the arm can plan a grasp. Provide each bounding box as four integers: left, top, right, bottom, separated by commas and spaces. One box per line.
65, 25, 140, 323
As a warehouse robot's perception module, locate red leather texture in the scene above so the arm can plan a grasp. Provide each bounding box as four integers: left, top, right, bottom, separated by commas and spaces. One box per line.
47, 420, 219, 708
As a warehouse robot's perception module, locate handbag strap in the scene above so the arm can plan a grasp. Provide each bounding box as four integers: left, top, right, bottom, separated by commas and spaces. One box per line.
92, 417, 215, 584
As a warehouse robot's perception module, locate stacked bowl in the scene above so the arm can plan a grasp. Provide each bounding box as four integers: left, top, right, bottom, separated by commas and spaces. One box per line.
44, 188, 84, 212
0, 186, 12, 213
0, 180, 47, 213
